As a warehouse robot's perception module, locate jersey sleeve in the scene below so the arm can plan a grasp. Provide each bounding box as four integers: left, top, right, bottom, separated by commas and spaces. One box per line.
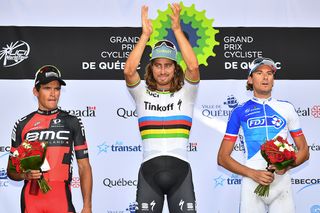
70, 116, 89, 159
10, 114, 31, 151
223, 107, 241, 142
287, 103, 303, 138
127, 80, 145, 103
9, 114, 32, 163
11, 120, 22, 148
182, 79, 199, 103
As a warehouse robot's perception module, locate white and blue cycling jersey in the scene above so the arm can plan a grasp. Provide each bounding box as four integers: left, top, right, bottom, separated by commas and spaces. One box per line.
223, 96, 303, 167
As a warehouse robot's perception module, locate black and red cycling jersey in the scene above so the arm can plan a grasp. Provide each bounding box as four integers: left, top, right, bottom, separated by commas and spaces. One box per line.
10, 108, 89, 183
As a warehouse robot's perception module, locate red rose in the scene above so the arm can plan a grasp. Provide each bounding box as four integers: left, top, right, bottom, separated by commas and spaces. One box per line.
275, 153, 285, 162
283, 149, 292, 160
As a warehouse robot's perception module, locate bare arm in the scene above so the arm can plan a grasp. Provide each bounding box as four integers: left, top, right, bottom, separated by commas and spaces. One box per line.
292, 135, 309, 166
77, 158, 93, 213
217, 139, 274, 186
124, 5, 152, 86
170, 3, 199, 82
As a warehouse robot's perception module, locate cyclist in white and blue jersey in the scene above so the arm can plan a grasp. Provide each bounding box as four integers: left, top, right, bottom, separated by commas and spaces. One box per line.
124, 3, 199, 213
217, 57, 309, 213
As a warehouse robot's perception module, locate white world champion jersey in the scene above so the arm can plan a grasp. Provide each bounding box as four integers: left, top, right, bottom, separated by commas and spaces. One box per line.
128, 80, 199, 162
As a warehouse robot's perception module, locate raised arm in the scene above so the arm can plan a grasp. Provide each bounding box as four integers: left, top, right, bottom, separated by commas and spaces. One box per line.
124, 5, 153, 86
170, 3, 200, 82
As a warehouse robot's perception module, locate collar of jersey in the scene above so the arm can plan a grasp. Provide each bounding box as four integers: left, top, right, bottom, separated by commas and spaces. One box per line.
252, 96, 272, 104
37, 108, 59, 115
155, 89, 172, 94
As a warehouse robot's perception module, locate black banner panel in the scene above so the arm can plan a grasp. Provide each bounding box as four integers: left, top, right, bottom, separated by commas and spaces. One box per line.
0, 26, 319, 80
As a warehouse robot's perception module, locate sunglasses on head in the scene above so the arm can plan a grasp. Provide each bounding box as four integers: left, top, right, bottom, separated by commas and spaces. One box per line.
154, 40, 176, 50
252, 57, 275, 65
35, 65, 62, 80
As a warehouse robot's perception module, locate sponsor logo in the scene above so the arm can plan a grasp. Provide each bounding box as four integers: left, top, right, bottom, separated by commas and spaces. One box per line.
179, 199, 185, 211
52, 119, 61, 125
187, 142, 198, 152
187, 202, 196, 211
0, 168, 9, 187
106, 202, 137, 213
139, 201, 156, 212
177, 99, 182, 110
177, 199, 196, 211
97, 141, 142, 155
247, 115, 284, 129
292, 178, 320, 194
103, 178, 137, 188
0, 146, 10, 158
0, 40, 30, 67
146, 89, 160, 98
126, 202, 138, 213
66, 106, 96, 117
296, 105, 320, 118
50, 118, 65, 128
292, 178, 320, 186
0, 146, 10, 153
308, 143, 320, 152
117, 107, 137, 119
71, 177, 80, 188
0, 168, 7, 180
144, 101, 174, 112
233, 140, 245, 153
224, 95, 239, 108
34, 121, 41, 127
202, 95, 238, 119
310, 205, 320, 213
25, 130, 71, 144
214, 174, 242, 188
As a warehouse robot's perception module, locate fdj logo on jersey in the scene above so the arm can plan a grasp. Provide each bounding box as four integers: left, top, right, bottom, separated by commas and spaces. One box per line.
147, 2, 219, 70
247, 115, 285, 129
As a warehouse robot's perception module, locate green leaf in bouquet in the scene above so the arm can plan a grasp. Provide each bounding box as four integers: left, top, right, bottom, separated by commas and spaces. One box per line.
8, 159, 17, 172
260, 150, 270, 163
275, 159, 294, 170
20, 155, 43, 171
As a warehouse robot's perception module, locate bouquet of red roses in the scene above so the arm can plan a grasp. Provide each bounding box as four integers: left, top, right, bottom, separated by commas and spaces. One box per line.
10, 140, 51, 195
254, 136, 296, 197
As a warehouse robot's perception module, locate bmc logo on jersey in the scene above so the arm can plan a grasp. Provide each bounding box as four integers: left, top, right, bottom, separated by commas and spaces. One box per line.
26, 130, 70, 141
247, 115, 285, 129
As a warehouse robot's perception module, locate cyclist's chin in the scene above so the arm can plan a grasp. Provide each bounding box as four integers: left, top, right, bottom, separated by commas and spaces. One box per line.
155, 78, 169, 84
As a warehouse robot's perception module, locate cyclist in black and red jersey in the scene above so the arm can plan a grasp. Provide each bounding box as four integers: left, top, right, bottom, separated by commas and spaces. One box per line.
7, 65, 93, 213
